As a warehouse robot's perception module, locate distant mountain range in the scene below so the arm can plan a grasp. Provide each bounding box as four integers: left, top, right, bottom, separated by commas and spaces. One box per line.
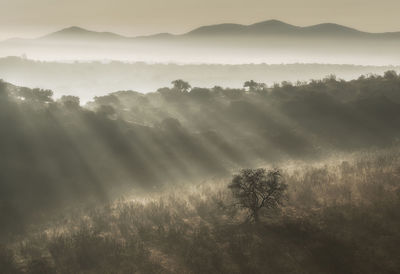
1, 20, 399, 65
184, 20, 400, 39
5, 19, 400, 42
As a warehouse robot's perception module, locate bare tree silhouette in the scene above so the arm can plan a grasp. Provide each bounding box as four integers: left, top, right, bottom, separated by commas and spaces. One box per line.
229, 168, 287, 223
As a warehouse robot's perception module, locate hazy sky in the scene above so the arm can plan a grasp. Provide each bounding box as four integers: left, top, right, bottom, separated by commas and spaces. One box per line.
0, 0, 399, 40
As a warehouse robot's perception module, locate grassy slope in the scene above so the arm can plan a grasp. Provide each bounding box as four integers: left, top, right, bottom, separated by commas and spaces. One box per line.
2, 148, 400, 274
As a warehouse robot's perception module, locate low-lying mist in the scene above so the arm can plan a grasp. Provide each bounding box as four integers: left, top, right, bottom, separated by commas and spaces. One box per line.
1, 57, 399, 102
1, 33, 400, 65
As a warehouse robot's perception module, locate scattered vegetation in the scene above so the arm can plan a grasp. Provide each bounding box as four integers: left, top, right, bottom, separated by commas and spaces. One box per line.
0, 150, 399, 273
0, 71, 400, 273
1, 71, 400, 237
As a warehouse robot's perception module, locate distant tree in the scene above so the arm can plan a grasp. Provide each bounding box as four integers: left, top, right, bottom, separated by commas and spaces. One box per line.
257, 82, 267, 90
323, 74, 337, 83
384, 70, 398, 80
97, 105, 116, 119
280, 81, 293, 87
93, 94, 121, 107
171, 79, 191, 92
160, 117, 182, 131
18, 87, 53, 103
189, 87, 211, 101
243, 80, 257, 91
60, 95, 80, 109
243, 80, 266, 92
0, 81, 8, 99
212, 86, 224, 92
229, 168, 287, 223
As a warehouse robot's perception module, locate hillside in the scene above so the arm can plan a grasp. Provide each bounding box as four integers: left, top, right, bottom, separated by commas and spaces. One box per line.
1, 72, 400, 273
1, 71, 400, 237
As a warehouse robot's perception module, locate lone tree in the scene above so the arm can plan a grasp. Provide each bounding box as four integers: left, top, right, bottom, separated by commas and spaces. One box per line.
229, 168, 287, 223
171, 79, 191, 92
243, 80, 266, 92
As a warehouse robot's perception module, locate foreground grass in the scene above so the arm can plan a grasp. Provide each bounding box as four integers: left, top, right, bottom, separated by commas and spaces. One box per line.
2, 150, 400, 274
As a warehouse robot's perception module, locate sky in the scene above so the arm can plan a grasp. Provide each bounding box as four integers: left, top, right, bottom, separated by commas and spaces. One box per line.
0, 0, 399, 40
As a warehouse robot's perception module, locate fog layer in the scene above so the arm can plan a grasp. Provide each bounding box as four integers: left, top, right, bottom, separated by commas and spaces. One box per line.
1, 57, 399, 102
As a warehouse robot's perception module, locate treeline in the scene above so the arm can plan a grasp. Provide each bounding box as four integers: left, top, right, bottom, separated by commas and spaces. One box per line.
88, 70, 400, 154
0, 82, 229, 238
1, 56, 399, 101
1, 71, 400, 237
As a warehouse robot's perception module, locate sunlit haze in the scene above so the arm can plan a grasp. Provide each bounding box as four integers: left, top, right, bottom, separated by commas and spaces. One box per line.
1, 1, 400, 273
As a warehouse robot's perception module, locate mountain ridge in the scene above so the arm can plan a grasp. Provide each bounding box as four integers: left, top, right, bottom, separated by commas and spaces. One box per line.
6, 20, 400, 42
40, 26, 127, 41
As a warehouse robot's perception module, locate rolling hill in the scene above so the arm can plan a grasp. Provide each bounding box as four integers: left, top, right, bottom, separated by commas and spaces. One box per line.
40, 26, 127, 41
0, 20, 399, 64
3, 19, 400, 42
